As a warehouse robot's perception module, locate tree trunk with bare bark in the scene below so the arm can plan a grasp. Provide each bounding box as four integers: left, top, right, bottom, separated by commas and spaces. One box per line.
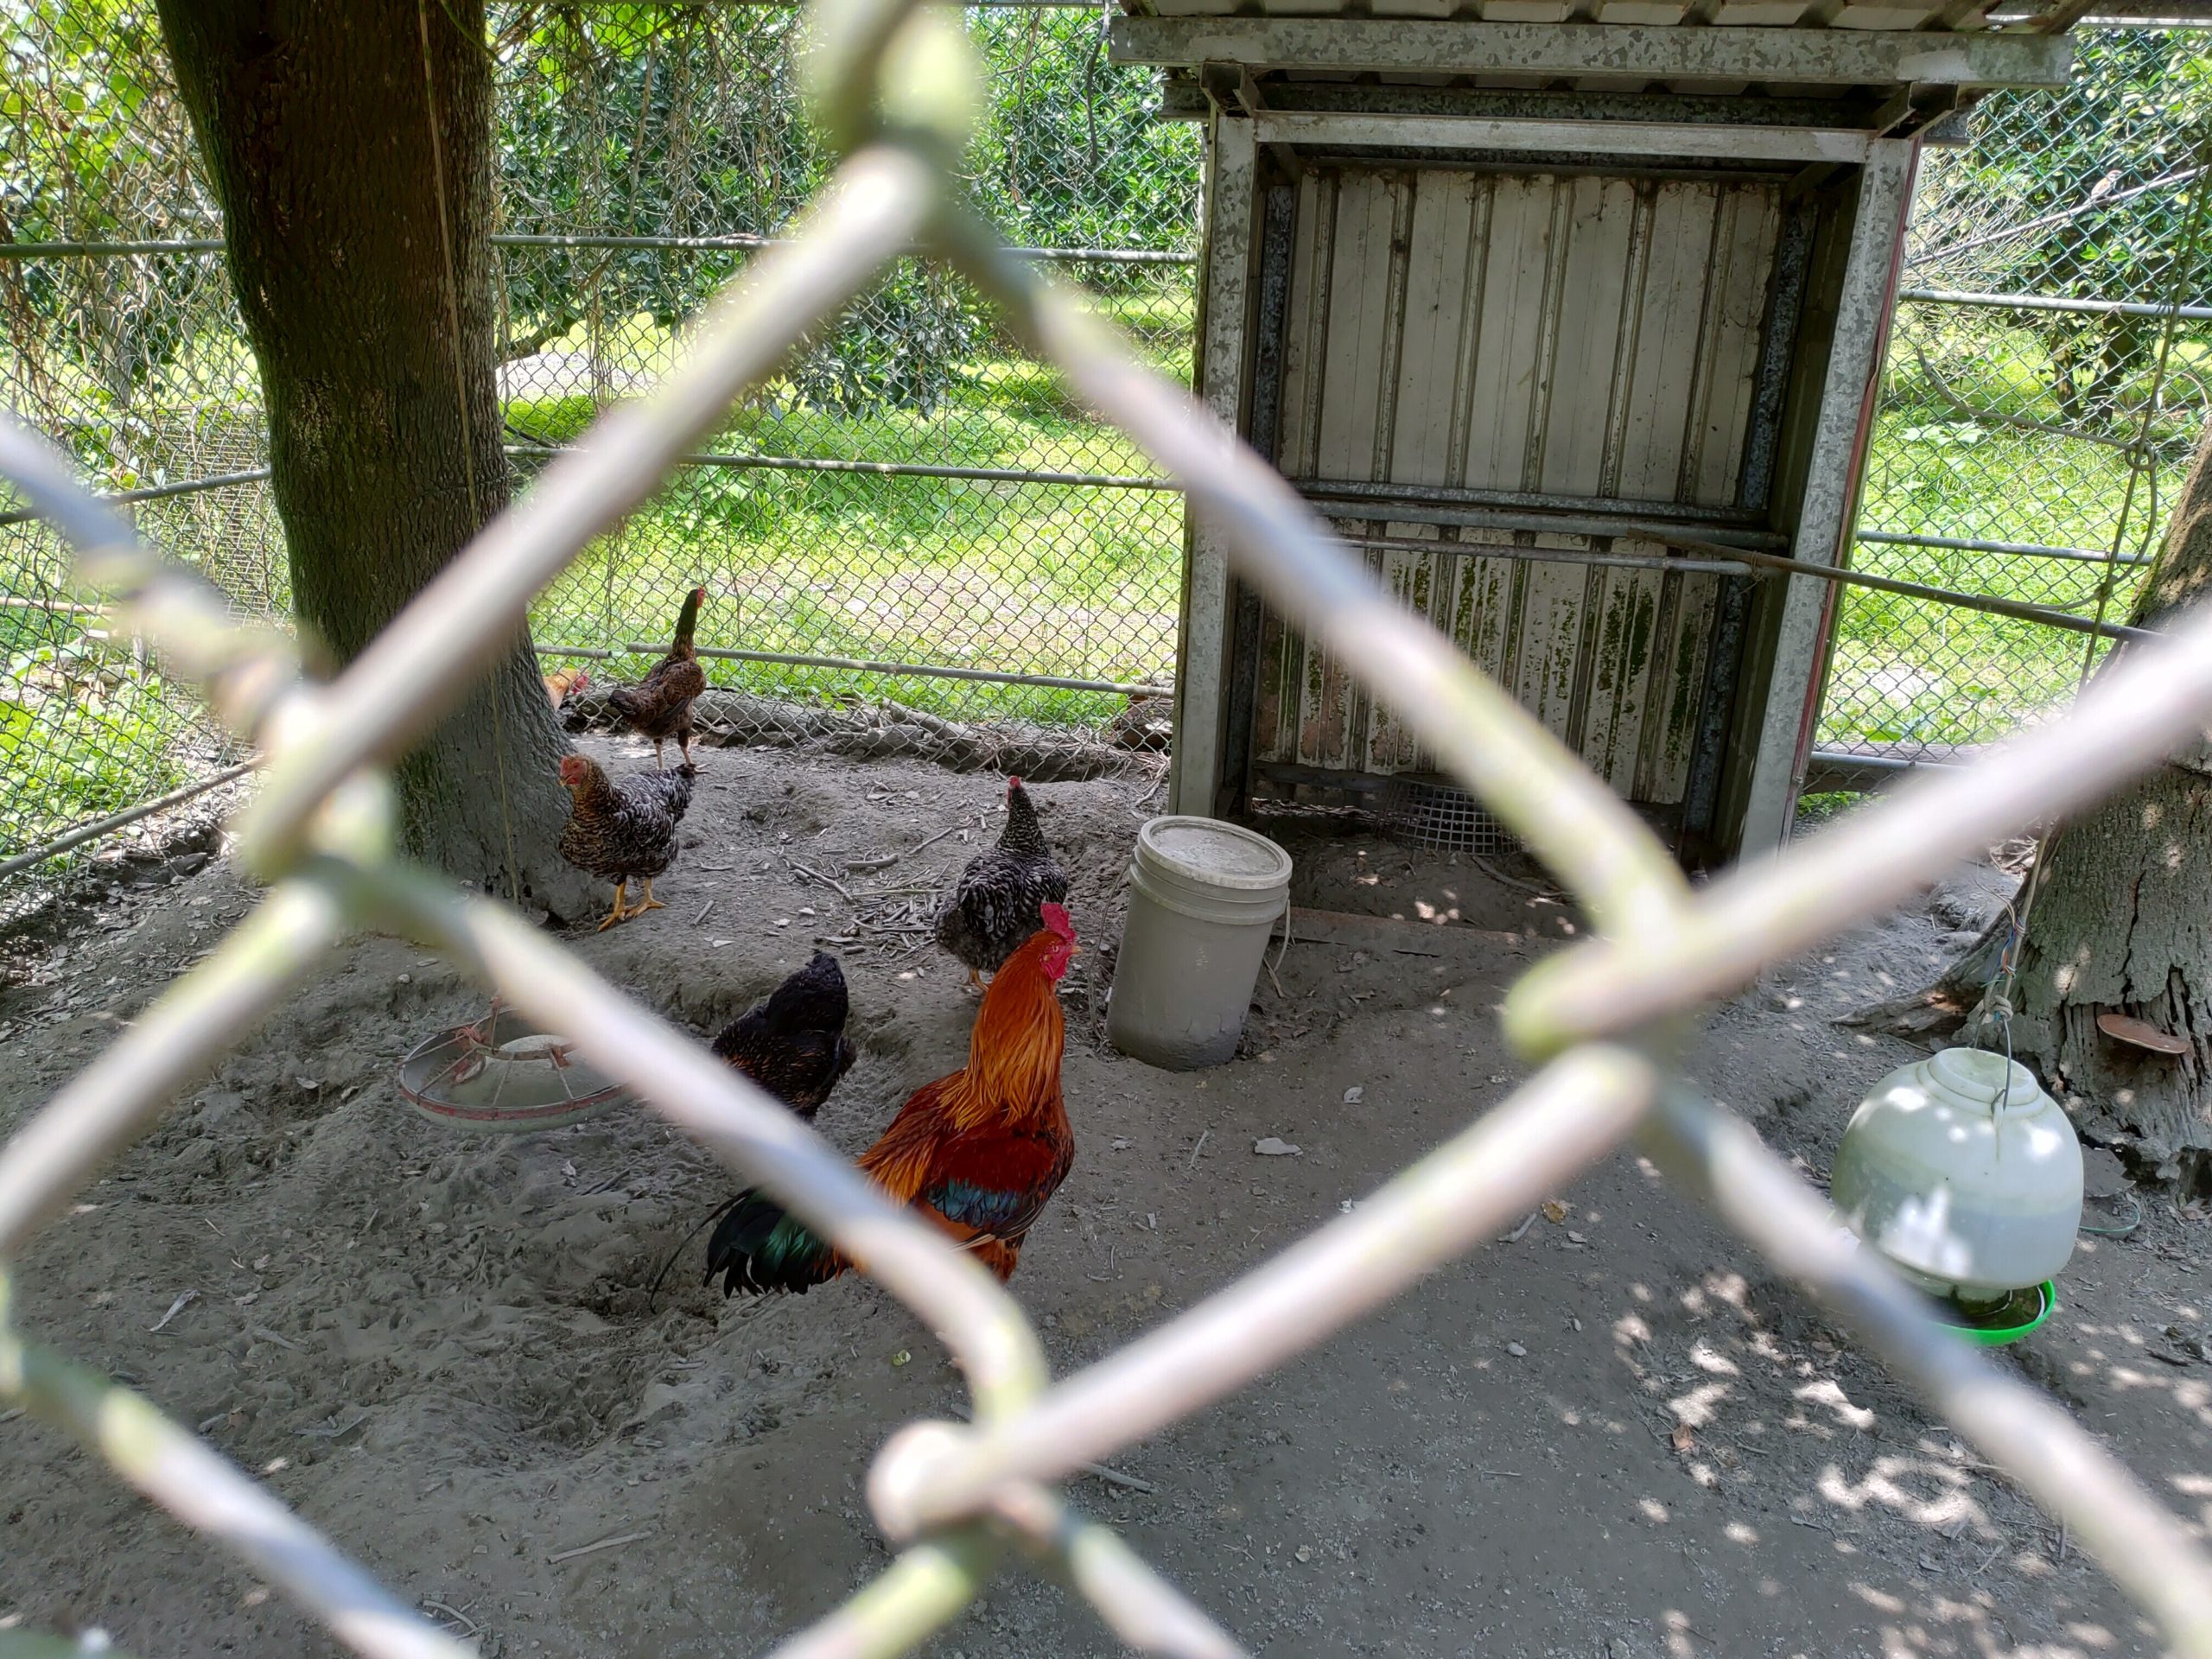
156, 0, 590, 916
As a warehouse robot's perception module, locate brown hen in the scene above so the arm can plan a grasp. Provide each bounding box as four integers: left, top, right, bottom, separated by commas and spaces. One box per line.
608, 586, 707, 769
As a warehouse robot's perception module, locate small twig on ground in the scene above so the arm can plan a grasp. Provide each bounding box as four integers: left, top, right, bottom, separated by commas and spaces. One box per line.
422, 1599, 481, 1638
1499, 1211, 1538, 1243
1185, 1128, 1209, 1170
890, 823, 964, 864
547, 1530, 650, 1565
784, 856, 854, 903
150, 1288, 197, 1332
1468, 849, 1560, 899
693, 899, 714, 925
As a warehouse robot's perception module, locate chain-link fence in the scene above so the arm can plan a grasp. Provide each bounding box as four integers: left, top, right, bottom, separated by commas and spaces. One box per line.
0, 0, 1195, 918
9, 3, 2212, 1655
1815, 23, 2212, 774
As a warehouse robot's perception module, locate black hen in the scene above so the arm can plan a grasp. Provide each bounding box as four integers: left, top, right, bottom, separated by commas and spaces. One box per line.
933, 776, 1070, 989
709, 951, 858, 1118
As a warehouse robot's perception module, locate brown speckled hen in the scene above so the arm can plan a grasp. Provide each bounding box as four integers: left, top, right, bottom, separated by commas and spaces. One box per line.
710, 951, 858, 1118
558, 753, 696, 931
934, 776, 1069, 990
608, 586, 707, 769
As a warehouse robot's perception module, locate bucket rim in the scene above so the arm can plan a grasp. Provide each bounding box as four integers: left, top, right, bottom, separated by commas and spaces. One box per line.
1134, 814, 1294, 893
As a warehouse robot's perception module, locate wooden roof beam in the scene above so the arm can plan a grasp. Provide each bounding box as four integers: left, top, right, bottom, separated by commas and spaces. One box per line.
1109, 17, 2073, 88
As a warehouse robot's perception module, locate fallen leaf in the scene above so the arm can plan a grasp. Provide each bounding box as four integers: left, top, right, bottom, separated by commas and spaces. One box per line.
1541, 1199, 1569, 1224
1671, 1424, 1697, 1453
1253, 1136, 1302, 1157
1343, 1085, 1365, 1105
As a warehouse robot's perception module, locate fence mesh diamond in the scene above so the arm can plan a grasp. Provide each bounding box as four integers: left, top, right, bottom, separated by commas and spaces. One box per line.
1815, 24, 2212, 772
5, 5, 2212, 1659
0, 0, 1197, 918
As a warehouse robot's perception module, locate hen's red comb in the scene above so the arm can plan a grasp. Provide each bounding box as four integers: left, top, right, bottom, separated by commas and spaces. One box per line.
1006, 774, 1023, 791
1040, 901, 1075, 941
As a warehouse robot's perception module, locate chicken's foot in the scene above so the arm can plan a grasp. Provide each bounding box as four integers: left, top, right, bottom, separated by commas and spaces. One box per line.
596, 881, 631, 931
636, 878, 665, 914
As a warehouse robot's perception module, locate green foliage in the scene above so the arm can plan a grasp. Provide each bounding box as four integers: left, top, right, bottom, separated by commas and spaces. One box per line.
486, 3, 1197, 419
1915, 28, 2212, 420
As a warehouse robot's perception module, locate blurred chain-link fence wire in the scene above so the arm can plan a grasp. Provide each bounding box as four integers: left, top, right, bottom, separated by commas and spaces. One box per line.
1815, 23, 2212, 776
6, 3, 2212, 1658
0, 0, 1192, 922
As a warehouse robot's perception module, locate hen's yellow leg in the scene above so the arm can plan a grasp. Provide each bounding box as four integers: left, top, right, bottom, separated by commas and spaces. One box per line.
595, 881, 630, 931
636, 878, 665, 914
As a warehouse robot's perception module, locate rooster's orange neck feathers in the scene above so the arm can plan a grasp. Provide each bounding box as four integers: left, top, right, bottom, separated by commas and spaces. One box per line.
942, 930, 1067, 1128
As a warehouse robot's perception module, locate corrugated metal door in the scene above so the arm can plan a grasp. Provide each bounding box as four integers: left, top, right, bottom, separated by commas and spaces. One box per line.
1251, 163, 1786, 805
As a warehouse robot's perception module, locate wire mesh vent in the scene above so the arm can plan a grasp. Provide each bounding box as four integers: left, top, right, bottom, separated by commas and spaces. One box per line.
1376, 776, 1522, 858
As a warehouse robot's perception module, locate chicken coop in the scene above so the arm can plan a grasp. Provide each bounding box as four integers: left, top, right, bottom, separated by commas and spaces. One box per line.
1131, 3, 2073, 864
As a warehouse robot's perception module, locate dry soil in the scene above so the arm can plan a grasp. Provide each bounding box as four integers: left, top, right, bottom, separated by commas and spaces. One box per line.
1, 735, 2207, 1659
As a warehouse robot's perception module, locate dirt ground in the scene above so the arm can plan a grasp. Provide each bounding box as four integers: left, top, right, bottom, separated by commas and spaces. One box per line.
2, 734, 2208, 1659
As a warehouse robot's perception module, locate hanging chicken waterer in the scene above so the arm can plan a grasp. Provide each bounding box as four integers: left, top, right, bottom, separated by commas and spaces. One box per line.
1829, 1046, 2082, 1344
398, 999, 632, 1134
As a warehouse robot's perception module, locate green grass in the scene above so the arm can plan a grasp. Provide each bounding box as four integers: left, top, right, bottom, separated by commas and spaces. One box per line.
7, 283, 2203, 865
1818, 315, 2204, 755
508, 279, 1195, 728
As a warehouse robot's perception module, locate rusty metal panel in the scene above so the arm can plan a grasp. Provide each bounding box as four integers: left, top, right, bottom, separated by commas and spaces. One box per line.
1250, 161, 1786, 804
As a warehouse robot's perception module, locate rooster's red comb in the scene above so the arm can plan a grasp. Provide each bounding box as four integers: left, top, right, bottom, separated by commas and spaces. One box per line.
1040, 901, 1075, 942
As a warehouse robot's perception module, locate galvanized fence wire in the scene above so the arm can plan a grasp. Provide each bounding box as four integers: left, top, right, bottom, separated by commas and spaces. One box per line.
7, 4, 2212, 1658
487, 0, 1196, 759
1819, 22, 2212, 771
0, 0, 1194, 914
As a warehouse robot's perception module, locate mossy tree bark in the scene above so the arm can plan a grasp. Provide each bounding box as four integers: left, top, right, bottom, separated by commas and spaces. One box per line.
156, 0, 589, 914
1854, 426, 2212, 1191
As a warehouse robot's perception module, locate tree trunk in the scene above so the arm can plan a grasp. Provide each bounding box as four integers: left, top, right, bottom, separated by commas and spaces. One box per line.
1853, 429, 2212, 1192
156, 0, 589, 914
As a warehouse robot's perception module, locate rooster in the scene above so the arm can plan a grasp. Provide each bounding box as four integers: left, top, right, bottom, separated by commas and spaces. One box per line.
543, 665, 592, 712
934, 777, 1070, 991
609, 586, 707, 769
557, 753, 696, 931
705, 904, 1077, 1294
711, 951, 859, 1119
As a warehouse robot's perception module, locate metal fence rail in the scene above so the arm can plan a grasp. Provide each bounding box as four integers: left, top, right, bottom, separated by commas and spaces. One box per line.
7, 3, 2212, 1657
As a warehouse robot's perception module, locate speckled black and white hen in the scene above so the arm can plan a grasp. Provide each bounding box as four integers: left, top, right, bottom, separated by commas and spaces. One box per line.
933, 776, 1070, 989
558, 753, 696, 931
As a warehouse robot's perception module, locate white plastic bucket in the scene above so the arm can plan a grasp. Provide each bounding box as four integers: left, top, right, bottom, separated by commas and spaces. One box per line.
1106, 816, 1293, 1070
